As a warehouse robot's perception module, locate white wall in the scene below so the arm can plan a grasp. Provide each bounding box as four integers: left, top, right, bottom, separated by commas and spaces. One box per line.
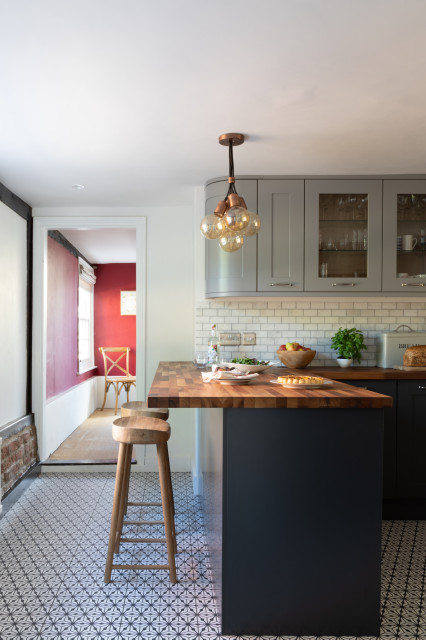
33, 205, 196, 470
0, 201, 27, 426
46, 377, 98, 455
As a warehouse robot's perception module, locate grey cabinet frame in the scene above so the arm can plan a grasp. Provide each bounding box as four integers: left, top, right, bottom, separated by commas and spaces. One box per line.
257, 180, 304, 292
383, 179, 426, 292
304, 180, 383, 292
205, 180, 257, 296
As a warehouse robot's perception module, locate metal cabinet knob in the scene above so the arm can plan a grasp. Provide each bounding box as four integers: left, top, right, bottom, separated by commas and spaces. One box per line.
269, 282, 294, 287
401, 283, 424, 287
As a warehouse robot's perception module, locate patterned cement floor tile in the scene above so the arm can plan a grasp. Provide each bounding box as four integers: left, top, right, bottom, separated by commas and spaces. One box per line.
1, 472, 425, 639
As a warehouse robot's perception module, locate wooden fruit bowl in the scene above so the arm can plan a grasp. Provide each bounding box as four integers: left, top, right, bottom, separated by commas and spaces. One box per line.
276, 349, 316, 368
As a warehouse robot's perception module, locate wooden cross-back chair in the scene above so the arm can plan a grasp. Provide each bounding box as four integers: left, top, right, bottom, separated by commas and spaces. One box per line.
99, 347, 136, 415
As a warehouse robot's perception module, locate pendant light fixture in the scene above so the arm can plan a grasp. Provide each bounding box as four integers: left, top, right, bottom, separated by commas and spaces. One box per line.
200, 133, 261, 252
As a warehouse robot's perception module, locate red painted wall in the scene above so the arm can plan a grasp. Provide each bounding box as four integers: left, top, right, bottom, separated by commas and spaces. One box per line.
46, 237, 96, 400
94, 264, 136, 376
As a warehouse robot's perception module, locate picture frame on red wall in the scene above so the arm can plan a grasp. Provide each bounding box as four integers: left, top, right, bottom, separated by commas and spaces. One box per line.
120, 290, 136, 316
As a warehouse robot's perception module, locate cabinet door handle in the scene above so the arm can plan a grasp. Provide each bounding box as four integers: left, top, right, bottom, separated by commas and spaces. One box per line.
401, 283, 424, 287
418, 386, 426, 390
331, 282, 357, 287
269, 283, 294, 287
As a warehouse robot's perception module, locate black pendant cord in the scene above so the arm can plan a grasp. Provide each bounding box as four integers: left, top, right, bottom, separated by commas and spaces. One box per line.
226, 141, 237, 198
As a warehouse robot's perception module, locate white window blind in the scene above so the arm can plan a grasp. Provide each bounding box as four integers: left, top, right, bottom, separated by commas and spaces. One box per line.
78, 258, 95, 373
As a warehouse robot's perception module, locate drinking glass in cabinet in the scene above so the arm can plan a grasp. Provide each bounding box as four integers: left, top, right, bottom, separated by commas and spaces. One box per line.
318, 193, 368, 278
396, 193, 426, 278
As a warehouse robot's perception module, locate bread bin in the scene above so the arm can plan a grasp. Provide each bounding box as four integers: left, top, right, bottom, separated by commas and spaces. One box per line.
376, 325, 426, 368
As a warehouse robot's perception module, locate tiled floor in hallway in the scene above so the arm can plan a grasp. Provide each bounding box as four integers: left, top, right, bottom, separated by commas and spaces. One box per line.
0, 472, 425, 639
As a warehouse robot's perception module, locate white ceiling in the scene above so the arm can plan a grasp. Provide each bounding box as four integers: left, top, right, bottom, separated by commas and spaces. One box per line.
1, 0, 426, 208
60, 228, 136, 263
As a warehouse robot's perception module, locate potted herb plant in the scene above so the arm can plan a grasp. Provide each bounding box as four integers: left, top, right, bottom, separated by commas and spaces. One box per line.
330, 327, 367, 367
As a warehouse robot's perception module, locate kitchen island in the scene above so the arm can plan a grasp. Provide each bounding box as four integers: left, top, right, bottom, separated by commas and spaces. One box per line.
148, 362, 392, 637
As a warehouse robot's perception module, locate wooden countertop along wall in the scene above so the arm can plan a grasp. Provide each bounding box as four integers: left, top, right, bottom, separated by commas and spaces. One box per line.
308, 366, 426, 380
147, 362, 393, 409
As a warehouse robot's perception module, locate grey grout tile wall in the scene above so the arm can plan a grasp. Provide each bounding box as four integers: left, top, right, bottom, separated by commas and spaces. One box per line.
195, 297, 426, 366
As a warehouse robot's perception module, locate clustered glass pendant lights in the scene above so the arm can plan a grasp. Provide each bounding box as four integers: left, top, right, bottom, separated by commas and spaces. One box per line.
200, 133, 261, 252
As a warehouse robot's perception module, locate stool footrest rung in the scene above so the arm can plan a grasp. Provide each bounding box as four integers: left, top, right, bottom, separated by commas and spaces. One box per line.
120, 537, 166, 543
123, 520, 165, 526
112, 563, 170, 571
127, 501, 162, 507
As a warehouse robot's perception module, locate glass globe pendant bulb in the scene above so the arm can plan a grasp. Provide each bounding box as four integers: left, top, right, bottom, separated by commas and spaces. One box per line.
224, 206, 249, 232
242, 211, 261, 237
218, 228, 244, 253
200, 213, 225, 239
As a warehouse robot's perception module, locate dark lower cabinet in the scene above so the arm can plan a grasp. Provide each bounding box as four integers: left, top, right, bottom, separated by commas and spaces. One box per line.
346, 380, 397, 499
346, 378, 426, 518
397, 380, 426, 498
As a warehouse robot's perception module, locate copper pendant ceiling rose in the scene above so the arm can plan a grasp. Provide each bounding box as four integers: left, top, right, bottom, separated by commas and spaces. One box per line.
200, 133, 261, 252
218, 133, 245, 147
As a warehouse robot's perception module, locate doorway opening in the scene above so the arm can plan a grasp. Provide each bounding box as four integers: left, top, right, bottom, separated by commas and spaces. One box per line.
32, 216, 146, 464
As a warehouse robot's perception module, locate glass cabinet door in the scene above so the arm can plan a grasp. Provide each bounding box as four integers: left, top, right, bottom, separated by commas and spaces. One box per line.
305, 180, 382, 292
383, 180, 426, 292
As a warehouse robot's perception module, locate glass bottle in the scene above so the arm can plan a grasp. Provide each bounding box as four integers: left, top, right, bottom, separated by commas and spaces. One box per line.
207, 324, 220, 364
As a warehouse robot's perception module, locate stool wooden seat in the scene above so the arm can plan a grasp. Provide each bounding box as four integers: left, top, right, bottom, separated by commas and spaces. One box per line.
104, 416, 177, 584
120, 402, 174, 521
121, 400, 169, 421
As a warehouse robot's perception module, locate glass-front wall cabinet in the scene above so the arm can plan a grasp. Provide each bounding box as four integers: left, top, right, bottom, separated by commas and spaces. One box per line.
305, 180, 382, 292
383, 180, 426, 291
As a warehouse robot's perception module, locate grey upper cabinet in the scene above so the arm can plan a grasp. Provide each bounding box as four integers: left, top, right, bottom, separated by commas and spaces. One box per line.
304, 180, 383, 292
383, 180, 426, 292
204, 176, 426, 297
205, 179, 257, 296
257, 180, 304, 292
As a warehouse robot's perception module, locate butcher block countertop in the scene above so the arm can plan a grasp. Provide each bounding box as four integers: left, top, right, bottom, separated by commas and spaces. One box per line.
307, 366, 426, 380
147, 362, 393, 409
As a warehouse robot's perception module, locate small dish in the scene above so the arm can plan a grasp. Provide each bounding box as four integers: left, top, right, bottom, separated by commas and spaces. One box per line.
217, 379, 253, 385
271, 379, 333, 389
220, 362, 272, 374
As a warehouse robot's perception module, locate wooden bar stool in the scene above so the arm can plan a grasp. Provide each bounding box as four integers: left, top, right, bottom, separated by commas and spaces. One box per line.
104, 416, 177, 584
120, 401, 174, 517
121, 400, 169, 421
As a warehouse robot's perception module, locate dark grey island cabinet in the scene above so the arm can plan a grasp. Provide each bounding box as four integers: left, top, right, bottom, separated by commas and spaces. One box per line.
148, 363, 392, 637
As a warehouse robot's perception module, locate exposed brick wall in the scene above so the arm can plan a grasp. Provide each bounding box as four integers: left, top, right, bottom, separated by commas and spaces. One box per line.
1, 424, 38, 497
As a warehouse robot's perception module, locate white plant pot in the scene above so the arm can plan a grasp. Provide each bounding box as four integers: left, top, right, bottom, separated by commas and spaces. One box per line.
337, 358, 353, 368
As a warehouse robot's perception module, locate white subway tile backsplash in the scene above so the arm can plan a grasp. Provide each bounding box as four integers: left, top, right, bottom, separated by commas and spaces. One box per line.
196, 297, 426, 367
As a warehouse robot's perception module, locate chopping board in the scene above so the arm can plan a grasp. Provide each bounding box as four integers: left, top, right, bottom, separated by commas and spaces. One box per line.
393, 365, 426, 371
